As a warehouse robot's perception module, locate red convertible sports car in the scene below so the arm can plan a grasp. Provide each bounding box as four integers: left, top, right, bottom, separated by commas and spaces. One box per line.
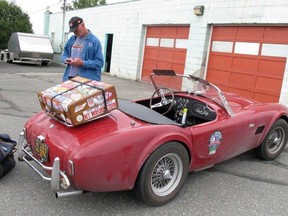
18, 70, 288, 206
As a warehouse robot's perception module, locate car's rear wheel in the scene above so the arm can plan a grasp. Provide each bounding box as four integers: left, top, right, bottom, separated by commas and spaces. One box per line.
134, 142, 189, 206
41, 61, 49, 66
254, 119, 288, 160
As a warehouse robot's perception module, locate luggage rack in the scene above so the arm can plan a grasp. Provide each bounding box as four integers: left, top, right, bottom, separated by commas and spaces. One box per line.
47, 111, 110, 127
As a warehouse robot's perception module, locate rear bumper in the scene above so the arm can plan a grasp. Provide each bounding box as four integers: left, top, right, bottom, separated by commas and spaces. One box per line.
18, 129, 83, 197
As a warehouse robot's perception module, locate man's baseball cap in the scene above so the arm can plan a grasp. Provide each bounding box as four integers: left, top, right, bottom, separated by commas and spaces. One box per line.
69, 16, 83, 32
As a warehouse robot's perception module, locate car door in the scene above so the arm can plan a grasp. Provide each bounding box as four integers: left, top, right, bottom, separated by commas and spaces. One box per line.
188, 109, 259, 170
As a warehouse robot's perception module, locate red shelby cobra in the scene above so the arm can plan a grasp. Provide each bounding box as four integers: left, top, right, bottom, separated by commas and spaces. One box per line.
18, 70, 288, 206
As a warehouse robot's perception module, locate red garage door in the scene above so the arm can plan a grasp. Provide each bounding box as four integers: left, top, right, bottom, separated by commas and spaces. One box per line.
141, 26, 189, 89
206, 26, 288, 103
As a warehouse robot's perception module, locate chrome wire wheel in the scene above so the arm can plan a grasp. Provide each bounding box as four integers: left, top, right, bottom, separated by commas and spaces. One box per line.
151, 153, 183, 197
266, 127, 285, 155
134, 142, 189, 206
254, 119, 288, 160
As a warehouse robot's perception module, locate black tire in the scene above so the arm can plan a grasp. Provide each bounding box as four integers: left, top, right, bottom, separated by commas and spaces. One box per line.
134, 142, 189, 206
41, 61, 48, 66
6, 53, 12, 63
254, 119, 288, 160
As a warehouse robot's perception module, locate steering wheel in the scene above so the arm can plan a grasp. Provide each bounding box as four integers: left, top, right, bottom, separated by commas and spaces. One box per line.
149, 87, 174, 115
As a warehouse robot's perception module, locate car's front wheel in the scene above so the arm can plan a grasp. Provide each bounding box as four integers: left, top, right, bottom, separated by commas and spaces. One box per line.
134, 142, 189, 206
254, 119, 288, 160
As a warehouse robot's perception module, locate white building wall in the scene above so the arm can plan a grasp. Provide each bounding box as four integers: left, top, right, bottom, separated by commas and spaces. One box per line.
49, 0, 195, 80
48, 0, 288, 105
107, 0, 194, 80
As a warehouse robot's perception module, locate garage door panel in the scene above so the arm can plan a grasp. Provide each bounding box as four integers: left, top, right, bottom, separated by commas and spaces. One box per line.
157, 61, 172, 69
161, 27, 177, 37
208, 55, 232, 69
206, 69, 230, 86
258, 59, 286, 78
253, 92, 279, 103
232, 57, 258, 74
158, 49, 174, 60
236, 26, 263, 40
142, 59, 157, 77
230, 73, 255, 89
228, 87, 252, 99
172, 63, 185, 73
144, 48, 159, 58
177, 27, 190, 39
147, 27, 162, 37
143, 59, 157, 69
174, 50, 187, 61
263, 27, 288, 41
212, 26, 237, 39
217, 85, 228, 91
255, 77, 283, 94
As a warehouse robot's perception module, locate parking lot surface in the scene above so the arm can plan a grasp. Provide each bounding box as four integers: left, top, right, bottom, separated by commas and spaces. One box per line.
0, 61, 287, 216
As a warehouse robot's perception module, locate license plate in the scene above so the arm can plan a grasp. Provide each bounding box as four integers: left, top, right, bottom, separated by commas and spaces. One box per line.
35, 139, 49, 162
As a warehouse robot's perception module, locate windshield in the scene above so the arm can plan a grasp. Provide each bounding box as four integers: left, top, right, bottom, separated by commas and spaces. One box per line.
150, 70, 234, 116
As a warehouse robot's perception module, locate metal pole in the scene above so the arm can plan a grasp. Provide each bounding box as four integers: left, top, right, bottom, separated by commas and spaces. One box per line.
61, 0, 66, 52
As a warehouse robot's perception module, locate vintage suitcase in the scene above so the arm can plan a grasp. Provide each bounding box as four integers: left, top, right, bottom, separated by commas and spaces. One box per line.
37, 76, 118, 126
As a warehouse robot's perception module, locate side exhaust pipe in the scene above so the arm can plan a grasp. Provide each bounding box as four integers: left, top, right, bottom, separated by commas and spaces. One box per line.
55, 190, 83, 198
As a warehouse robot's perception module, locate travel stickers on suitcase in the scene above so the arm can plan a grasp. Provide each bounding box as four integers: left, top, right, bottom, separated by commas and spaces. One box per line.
38, 76, 118, 126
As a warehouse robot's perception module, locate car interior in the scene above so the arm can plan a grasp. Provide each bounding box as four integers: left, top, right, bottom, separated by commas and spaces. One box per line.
118, 69, 217, 127
118, 93, 217, 127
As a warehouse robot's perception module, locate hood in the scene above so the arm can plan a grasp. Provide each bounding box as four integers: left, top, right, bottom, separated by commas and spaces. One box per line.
224, 92, 263, 113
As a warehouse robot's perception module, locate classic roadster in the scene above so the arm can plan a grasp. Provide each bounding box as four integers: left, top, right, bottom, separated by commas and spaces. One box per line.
18, 70, 288, 206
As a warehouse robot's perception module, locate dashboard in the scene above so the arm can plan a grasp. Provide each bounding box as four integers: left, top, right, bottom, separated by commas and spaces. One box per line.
173, 96, 216, 122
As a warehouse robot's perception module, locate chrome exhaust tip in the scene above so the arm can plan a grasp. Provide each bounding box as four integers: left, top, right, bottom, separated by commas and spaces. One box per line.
55, 190, 83, 198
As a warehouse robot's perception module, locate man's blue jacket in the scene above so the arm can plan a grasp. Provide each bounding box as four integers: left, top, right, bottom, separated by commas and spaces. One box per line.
61, 31, 104, 81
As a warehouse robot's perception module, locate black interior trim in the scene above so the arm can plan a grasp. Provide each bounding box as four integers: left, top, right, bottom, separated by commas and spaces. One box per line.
118, 99, 180, 126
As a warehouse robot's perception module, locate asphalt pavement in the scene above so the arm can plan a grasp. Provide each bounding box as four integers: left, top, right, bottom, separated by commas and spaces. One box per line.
0, 61, 288, 216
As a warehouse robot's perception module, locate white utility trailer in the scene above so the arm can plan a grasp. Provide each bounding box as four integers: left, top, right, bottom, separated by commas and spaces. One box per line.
6, 32, 54, 66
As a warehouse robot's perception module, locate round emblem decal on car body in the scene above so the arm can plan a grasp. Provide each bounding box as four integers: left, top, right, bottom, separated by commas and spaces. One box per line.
208, 131, 222, 155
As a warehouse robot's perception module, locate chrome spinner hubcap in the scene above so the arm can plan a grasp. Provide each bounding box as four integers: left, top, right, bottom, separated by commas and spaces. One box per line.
267, 127, 285, 154
151, 153, 183, 197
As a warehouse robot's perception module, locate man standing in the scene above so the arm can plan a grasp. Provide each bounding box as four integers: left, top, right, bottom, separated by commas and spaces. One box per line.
62, 16, 104, 81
